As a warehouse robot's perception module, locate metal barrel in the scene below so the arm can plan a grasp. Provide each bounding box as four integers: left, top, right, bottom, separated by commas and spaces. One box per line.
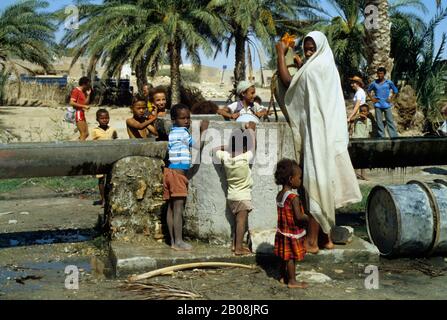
366, 180, 447, 257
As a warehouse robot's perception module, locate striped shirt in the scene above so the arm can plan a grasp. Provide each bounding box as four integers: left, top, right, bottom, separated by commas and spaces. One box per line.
168, 126, 193, 171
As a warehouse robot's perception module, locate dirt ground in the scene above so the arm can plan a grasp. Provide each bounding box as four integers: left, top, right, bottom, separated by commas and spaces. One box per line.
0, 164, 447, 300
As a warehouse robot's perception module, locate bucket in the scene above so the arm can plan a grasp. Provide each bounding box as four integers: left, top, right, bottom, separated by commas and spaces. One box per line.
366, 180, 447, 257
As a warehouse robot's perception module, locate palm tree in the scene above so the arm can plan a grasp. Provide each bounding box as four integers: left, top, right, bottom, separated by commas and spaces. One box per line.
62, 0, 223, 104
0, 0, 57, 99
208, 0, 314, 87
364, 0, 443, 83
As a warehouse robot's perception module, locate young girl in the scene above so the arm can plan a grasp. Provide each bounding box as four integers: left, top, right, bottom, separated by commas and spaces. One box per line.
218, 81, 267, 122
274, 159, 309, 289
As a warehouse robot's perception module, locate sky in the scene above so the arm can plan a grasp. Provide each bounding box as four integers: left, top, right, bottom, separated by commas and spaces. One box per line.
1, 0, 446, 70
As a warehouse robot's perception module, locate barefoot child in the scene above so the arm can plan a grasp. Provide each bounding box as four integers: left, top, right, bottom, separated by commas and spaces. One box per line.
126, 98, 158, 139
215, 122, 257, 255
92, 109, 118, 206
274, 159, 309, 289
164, 104, 208, 251
350, 104, 373, 180
70, 77, 92, 141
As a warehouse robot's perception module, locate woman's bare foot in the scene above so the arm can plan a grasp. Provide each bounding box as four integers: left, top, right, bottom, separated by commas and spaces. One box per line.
234, 247, 252, 256
305, 242, 319, 254
324, 240, 335, 250
287, 281, 308, 289
279, 278, 286, 285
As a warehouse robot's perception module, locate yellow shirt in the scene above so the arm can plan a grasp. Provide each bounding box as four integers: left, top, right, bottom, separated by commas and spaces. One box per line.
92, 126, 118, 140
216, 150, 254, 201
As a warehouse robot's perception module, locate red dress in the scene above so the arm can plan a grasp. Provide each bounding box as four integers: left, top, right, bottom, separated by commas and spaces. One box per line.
274, 191, 306, 261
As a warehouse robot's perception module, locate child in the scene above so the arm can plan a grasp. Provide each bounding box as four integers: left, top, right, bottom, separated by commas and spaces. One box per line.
438, 104, 447, 137
70, 77, 92, 141
218, 81, 267, 122
350, 104, 372, 180
92, 109, 118, 207
126, 98, 158, 139
347, 76, 367, 122
274, 159, 309, 289
215, 122, 256, 256
164, 104, 208, 251
149, 86, 169, 140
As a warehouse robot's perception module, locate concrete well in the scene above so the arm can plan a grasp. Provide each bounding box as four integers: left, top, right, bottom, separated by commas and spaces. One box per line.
183, 119, 296, 243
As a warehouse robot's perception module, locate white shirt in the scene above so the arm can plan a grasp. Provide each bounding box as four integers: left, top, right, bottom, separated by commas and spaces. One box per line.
353, 88, 366, 105
216, 150, 254, 201
228, 101, 265, 116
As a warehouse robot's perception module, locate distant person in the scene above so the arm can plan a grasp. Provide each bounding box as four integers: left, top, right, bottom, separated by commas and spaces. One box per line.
70, 77, 92, 140
142, 83, 154, 115
92, 109, 118, 207
126, 98, 158, 139
164, 104, 209, 251
218, 81, 268, 123
367, 67, 399, 138
215, 122, 256, 256
274, 159, 309, 289
438, 104, 447, 136
350, 104, 373, 180
347, 76, 366, 122
149, 86, 169, 141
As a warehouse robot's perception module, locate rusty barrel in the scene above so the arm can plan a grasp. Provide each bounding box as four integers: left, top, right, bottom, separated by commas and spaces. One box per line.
366, 180, 447, 257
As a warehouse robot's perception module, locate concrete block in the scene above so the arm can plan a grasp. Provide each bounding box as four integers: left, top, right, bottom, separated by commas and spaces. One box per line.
249, 229, 276, 254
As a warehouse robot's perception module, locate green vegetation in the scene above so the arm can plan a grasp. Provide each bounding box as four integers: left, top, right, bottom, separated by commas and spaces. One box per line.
0, 177, 97, 194
338, 184, 373, 214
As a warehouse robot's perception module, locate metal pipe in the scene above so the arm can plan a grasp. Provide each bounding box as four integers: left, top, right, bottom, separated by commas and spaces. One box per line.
0, 140, 168, 179
0, 137, 446, 179
348, 137, 447, 169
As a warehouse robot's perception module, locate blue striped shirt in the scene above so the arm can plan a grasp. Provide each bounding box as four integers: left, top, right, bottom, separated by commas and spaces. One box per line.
168, 126, 193, 171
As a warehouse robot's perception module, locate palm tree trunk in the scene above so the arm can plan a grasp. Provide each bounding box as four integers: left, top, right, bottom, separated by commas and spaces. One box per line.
169, 40, 182, 105
135, 56, 150, 95
234, 27, 247, 87
364, 0, 394, 83
247, 43, 253, 82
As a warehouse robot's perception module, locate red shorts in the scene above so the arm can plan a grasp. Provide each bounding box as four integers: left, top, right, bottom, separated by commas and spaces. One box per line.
75, 110, 86, 122
163, 168, 189, 200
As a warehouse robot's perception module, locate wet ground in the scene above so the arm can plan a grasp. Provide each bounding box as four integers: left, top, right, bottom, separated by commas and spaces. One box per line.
1, 167, 447, 300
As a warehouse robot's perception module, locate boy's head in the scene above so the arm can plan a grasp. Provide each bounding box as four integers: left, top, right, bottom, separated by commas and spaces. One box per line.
131, 97, 147, 118
79, 76, 91, 91
359, 104, 370, 116
275, 158, 302, 188
150, 86, 167, 111
237, 81, 256, 104
254, 96, 262, 105
96, 109, 110, 126
191, 101, 219, 115
142, 84, 153, 98
228, 128, 254, 155
377, 67, 387, 80
170, 103, 191, 128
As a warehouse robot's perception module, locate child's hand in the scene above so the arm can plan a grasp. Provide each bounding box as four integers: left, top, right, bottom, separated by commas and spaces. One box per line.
231, 112, 240, 120
84, 105, 90, 111
245, 121, 257, 131
275, 41, 288, 56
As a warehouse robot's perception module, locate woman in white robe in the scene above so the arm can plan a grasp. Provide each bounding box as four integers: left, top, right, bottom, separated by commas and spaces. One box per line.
276, 31, 362, 253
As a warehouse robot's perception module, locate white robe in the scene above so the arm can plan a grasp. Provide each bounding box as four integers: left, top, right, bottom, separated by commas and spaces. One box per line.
284, 31, 362, 234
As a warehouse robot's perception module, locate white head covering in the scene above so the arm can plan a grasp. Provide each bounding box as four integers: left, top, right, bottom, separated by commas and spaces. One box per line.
283, 31, 361, 234
236, 81, 254, 96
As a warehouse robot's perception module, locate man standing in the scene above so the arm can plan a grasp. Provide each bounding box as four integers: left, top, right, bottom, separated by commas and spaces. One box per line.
367, 67, 399, 138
